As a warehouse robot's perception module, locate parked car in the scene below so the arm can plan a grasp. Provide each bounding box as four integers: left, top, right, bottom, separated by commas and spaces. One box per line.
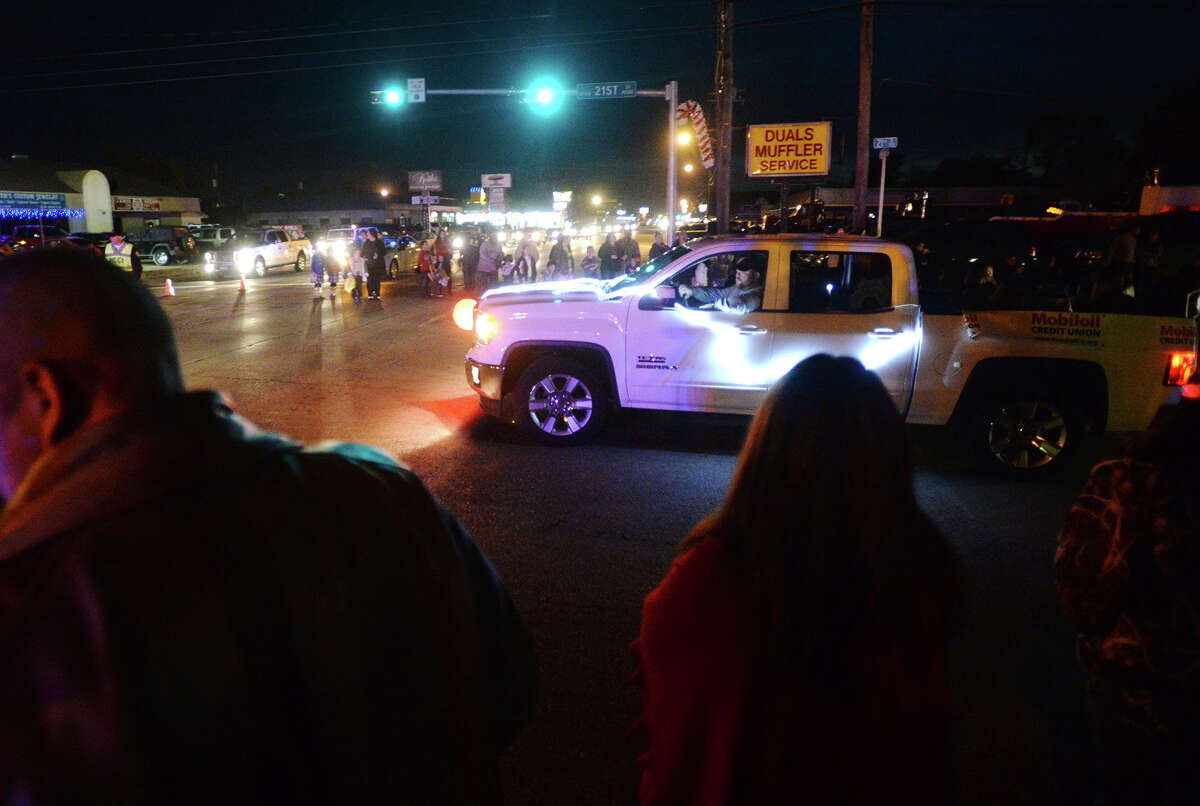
125, 225, 197, 266
206, 228, 310, 277
1, 224, 70, 249
192, 225, 237, 252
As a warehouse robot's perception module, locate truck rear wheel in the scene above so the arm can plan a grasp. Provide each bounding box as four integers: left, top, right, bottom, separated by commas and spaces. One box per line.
970, 394, 1077, 477
294, 252, 306, 273
513, 356, 608, 445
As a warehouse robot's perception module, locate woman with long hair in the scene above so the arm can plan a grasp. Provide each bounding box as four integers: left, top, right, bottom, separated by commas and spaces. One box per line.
632, 354, 963, 806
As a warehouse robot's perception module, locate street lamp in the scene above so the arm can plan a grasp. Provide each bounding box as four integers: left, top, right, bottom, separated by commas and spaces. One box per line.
677, 131, 691, 145
683, 163, 694, 174
591, 194, 602, 207
380, 188, 390, 198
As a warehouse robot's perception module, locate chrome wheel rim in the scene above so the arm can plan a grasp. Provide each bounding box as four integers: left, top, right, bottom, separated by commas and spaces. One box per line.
297, 253, 306, 271
986, 400, 1067, 469
254, 258, 265, 277
526, 372, 595, 436
153, 249, 169, 265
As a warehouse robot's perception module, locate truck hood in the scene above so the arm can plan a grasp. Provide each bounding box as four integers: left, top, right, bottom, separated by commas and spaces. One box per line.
478, 278, 617, 308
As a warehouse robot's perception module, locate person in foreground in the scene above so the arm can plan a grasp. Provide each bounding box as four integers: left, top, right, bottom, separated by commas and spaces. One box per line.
1055, 387, 1200, 805
632, 354, 964, 806
0, 248, 536, 804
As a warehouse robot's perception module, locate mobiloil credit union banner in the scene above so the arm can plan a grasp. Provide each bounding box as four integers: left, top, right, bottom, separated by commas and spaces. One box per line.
745, 121, 831, 178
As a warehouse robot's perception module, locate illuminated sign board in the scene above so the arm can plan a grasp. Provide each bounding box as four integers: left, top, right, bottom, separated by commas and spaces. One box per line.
745, 121, 831, 178
408, 170, 443, 191
0, 191, 66, 209
113, 196, 161, 212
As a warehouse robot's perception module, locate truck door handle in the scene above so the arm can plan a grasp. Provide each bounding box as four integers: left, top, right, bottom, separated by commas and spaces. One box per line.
737, 325, 768, 335
869, 327, 901, 338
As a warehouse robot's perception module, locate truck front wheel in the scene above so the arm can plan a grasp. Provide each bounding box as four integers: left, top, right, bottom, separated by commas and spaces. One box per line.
970, 395, 1076, 476
151, 246, 170, 266
513, 356, 608, 445
294, 252, 306, 273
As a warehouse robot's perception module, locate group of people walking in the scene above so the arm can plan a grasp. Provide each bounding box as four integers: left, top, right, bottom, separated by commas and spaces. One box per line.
4, 241, 1200, 803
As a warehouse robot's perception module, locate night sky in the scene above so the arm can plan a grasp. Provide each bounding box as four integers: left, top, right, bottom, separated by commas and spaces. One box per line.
2, 1, 1195, 210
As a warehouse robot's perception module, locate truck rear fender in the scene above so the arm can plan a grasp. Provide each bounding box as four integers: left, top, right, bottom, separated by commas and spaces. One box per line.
947, 357, 1108, 434
501, 342, 620, 408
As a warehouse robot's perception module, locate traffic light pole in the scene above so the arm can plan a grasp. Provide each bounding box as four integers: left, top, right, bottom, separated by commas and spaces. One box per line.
373, 81, 680, 244
637, 81, 678, 246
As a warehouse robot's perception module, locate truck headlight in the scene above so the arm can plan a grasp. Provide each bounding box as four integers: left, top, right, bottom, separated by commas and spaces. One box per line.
473, 311, 497, 345
236, 248, 252, 266
204, 251, 213, 262
332, 242, 346, 259
316, 240, 327, 253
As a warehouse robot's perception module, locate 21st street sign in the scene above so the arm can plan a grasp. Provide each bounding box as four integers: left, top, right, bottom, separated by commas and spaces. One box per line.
576, 81, 637, 100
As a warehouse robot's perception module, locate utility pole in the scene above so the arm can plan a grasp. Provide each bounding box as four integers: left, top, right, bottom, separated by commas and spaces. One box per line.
852, 0, 874, 234
714, 0, 734, 235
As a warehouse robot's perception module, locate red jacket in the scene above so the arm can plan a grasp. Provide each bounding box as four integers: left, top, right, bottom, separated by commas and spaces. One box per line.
632, 534, 955, 805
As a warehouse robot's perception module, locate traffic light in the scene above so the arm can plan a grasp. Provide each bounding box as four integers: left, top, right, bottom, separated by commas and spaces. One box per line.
384, 88, 402, 105
523, 75, 565, 117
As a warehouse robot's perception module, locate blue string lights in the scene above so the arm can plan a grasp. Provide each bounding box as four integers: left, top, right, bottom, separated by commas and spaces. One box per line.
0, 208, 84, 219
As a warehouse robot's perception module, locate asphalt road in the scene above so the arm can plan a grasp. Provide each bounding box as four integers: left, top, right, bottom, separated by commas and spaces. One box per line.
162, 269, 1119, 805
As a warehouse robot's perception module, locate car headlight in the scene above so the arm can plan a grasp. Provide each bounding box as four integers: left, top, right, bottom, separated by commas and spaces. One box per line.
236, 248, 252, 265
204, 251, 213, 262
473, 310, 497, 344
452, 236, 464, 249
332, 242, 346, 259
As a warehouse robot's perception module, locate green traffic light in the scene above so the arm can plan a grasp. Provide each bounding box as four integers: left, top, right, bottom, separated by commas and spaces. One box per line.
524, 75, 565, 117
384, 87, 403, 105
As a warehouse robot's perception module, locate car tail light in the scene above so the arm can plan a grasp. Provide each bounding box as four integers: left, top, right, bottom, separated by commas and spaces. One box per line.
1164, 351, 1197, 386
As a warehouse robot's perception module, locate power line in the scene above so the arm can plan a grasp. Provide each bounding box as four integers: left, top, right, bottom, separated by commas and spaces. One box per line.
26, 12, 559, 62
8, 27, 711, 93
17, 22, 694, 80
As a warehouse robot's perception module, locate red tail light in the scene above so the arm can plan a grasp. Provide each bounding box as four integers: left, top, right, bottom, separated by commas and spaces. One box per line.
1165, 351, 1197, 386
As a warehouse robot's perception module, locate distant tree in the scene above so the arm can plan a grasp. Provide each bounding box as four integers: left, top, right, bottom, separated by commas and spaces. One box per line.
1024, 113, 1133, 207
1130, 77, 1200, 186
916, 155, 1034, 187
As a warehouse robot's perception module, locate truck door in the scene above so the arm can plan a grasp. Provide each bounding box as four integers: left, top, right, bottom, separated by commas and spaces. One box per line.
624, 248, 775, 413
769, 247, 920, 416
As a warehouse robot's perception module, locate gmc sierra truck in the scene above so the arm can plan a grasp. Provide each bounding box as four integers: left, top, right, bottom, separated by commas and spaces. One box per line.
462, 234, 1197, 475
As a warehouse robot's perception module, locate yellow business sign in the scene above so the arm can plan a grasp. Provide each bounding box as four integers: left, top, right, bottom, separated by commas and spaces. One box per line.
745, 121, 831, 178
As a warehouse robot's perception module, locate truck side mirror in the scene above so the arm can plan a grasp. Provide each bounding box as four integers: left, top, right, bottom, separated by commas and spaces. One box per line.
639, 285, 678, 311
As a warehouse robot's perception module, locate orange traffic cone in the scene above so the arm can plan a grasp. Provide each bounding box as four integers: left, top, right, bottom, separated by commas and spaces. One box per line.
164, 278, 176, 297
238, 275, 247, 292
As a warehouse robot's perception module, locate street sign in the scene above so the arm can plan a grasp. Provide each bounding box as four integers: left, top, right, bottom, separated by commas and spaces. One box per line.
407, 78, 426, 104
488, 187, 506, 213
872, 136, 898, 150
408, 170, 442, 192
481, 173, 512, 188
745, 122, 831, 178
576, 81, 637, 100
411, 195, 440, 205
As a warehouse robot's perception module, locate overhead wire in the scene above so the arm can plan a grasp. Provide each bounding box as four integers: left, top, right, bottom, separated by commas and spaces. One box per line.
10, 25, 712, 93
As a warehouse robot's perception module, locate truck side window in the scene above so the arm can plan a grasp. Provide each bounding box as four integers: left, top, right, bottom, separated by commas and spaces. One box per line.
788, 251, 891, 313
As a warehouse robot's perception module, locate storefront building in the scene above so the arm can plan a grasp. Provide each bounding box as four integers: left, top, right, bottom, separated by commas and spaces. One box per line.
0, 157, 203, 236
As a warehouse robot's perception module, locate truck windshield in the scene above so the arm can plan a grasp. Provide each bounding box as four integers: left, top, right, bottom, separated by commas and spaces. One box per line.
604, 245, 691, 293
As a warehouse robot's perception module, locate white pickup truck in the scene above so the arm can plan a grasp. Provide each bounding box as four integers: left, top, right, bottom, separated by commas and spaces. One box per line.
205, 227, 310, 277
462, 234, 1198, 474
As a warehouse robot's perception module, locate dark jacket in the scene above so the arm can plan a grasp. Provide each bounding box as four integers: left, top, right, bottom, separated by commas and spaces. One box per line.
0, 392, 536, 805
360, 237, 387, 271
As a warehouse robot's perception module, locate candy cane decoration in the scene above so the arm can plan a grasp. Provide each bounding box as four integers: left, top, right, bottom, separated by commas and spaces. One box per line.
676, 101, 715, 170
